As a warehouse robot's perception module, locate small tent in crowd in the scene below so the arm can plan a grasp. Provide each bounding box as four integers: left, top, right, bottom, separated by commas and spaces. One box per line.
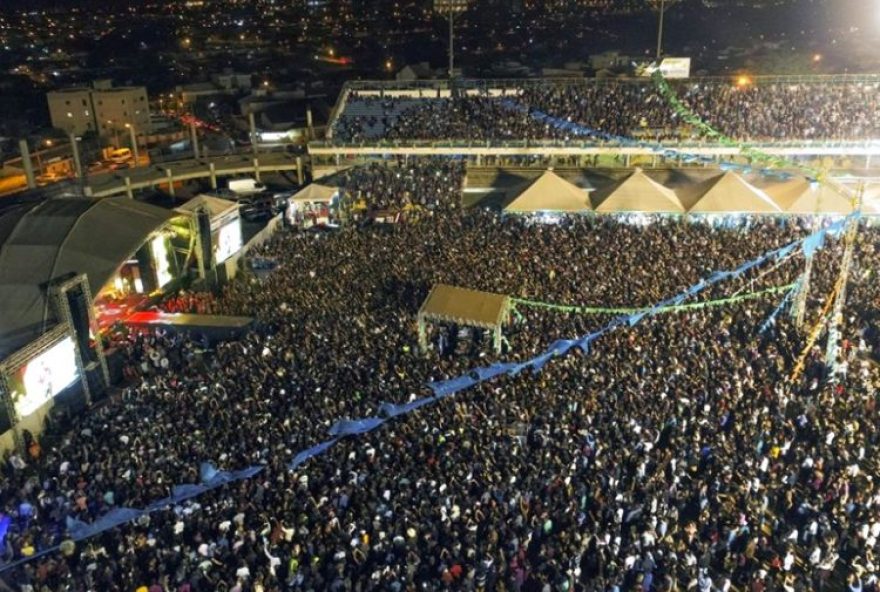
417, 284, 511, 354
591, 169, 685, 213
503, 170, 591, 213
290, 183, 339, 204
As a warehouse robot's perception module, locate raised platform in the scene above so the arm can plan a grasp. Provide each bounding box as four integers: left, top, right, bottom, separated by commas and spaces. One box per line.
124, 311, 254, 341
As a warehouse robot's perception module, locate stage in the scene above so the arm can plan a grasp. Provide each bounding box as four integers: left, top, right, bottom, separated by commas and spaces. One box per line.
123, 311, 254, 340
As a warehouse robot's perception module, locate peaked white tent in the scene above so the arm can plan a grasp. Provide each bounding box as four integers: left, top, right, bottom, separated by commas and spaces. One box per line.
591, 168, 685, 213
503, 170, 591, 213
290, 183, 339, 203
688, 171, 782, 214
785, 183, 854, 215
750, 177, 812, 212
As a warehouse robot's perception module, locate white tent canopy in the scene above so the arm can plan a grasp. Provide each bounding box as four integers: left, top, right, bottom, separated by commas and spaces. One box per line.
785, 183, 854, 215
176, 195, 239, 219
503, 170, 591, 213
591, 168, 685, 213
290, 183, 339, 203
688, 171, 782, 214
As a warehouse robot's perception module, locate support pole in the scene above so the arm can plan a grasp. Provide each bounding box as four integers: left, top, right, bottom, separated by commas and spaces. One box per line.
190, 122, 200, 160
124, 175, 134, 199
128, 125, 140, 167
19, 139, 36, 189
418, 315, 427, 353
296, 156, 304, 185
69, 131, 83, 180
306, 106, 314, 141
166, 169, 175, 198
448, 10, 455, 79
253, 158, 261, 182
824, 182, 864, 383
656, 0, 666, 59
248, 111, 259, 157
209, 162, 217, 190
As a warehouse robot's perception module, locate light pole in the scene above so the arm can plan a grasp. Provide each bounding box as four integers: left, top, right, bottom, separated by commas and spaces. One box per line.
434, 0, 469, 79
68, 129, 83, 180
107, 120, 120, 149
649, 0, 680, 60
125, 123, 140, 167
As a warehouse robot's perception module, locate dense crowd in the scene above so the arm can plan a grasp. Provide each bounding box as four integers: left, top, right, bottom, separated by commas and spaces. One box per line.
338, 159, 465, 213
334, 81, 880, 143
2, 161, 880, 592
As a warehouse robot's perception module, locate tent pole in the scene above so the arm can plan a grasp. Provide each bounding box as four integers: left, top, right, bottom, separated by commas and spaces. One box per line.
418, 315, 427, 353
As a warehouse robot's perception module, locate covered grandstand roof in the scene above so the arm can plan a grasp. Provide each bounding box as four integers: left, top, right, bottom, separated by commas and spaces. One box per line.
591, 169, 685, 213
688, 171, 782, 214
0, 197, 180, 360
418, 284, 510, 329
503, 170, 591, 213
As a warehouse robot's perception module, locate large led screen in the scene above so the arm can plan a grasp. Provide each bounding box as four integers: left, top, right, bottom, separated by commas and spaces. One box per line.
215, 220, 242, 263
9, 337, 79, 417
151, 236, 173, 288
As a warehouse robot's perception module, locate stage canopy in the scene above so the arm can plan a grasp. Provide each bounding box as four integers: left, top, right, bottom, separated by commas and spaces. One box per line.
688, 171, 782, 214
591, 169, 685, 213
290, 183, 339, 203
417, 284, 511, 353
176, 194, 239, 218
503, 170, 591, 213
0, 197, 180, 360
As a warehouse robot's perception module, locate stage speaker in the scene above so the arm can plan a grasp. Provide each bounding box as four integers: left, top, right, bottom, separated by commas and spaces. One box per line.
135, 244, 157, 293
66, 285, 96, 364
197, 208, 213, 269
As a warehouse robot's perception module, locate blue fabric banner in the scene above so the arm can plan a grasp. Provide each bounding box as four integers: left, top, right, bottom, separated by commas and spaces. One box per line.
379, 396, 435, 418
627, 312, 647, 327
528, 350, 556, 373
802, 231, 825, 258
289, 439, 338, 470
471, 362, 519, 381
328, 417, 385, 437
230, 465, 264, 481
171, 483, 209, 503
426, 375, 478, 397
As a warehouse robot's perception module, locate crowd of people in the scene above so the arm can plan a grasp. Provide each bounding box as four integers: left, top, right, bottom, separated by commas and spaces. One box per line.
337, 158, 466, 214
1, 160, 880, 592
159, 291, 220, 315
334, 81, 880, 143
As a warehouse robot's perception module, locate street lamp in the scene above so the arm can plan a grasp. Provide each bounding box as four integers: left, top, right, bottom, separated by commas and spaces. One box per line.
648, 0, 681, 60
124, 123, 140, 167
434, 0, 469, 79
106, 120, 120, 149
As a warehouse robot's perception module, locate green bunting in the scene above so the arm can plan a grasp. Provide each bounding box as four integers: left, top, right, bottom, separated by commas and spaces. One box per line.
511, 283, 796, 316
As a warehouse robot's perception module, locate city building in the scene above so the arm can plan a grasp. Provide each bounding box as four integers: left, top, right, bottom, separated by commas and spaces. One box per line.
47, 81, 151, 142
